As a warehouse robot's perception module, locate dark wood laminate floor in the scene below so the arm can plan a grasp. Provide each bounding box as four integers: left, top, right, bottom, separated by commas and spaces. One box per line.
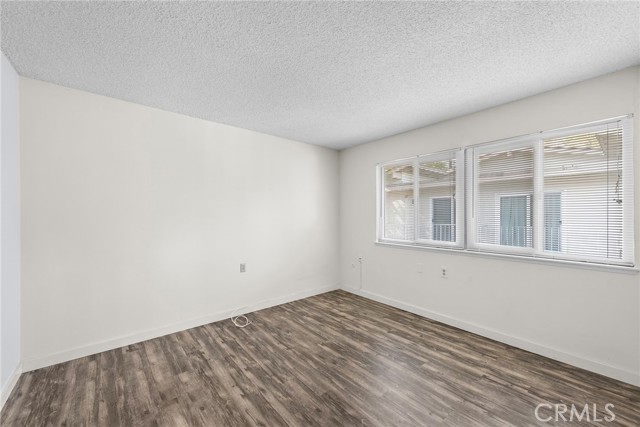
2, 290, 639, 426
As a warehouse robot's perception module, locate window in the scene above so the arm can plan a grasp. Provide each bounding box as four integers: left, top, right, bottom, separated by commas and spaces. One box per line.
417, 151, 463, 247
378, 116, 634, 267
470, 138, 536, 254
379, 150, 464, 248
541, 123, 629, 262
381, 162, 414, 241
544, 192, 562, 252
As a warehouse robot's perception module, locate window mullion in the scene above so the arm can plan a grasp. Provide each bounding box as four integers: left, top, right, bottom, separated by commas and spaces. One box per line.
468, 148, 478, 250
455, 149, 465, 247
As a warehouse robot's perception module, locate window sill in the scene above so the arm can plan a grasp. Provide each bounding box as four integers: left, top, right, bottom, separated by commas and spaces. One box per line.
375, 240, 639, 274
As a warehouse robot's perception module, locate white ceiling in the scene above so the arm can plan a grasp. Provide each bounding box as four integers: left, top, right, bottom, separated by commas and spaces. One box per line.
2, 1, 639, 150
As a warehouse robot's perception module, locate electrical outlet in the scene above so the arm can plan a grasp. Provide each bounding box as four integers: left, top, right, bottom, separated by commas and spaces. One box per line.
240, 263, 246, 273
440, 266, 447, 279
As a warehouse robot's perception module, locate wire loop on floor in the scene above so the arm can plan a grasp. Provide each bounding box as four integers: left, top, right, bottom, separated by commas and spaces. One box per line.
230, 307, 252, 328
231, 314, 251, 328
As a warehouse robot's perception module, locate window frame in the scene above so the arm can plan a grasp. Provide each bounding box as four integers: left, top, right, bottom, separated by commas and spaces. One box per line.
415, 150, 465, 248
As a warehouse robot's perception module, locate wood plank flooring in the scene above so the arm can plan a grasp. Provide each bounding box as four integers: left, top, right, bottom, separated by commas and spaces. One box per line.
2, 290, 639, 426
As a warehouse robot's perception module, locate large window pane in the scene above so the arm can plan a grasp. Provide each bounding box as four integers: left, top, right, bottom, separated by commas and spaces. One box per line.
476, 145, 534, 248
543, 124, 625, 260
382, 163, 414, 241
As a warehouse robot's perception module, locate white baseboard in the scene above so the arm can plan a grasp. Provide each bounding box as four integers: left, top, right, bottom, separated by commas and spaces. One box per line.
341, 285, 640, 387
22, 284, 339, 372
1, 362, 22, 411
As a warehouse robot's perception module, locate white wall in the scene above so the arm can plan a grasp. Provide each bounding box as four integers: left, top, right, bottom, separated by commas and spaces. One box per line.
20, 78, 339, 370
339, 66, 640, 385
1, 53, 22, 407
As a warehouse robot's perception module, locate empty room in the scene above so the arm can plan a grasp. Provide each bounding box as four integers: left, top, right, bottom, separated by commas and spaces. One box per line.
1, 1, 639, 426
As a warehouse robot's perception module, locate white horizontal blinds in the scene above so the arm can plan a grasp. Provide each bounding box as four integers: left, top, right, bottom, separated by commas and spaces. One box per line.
542, 119, 633, 264
417, 151, 461, 246
382, 163, 415, 241
474, 141, 535, 251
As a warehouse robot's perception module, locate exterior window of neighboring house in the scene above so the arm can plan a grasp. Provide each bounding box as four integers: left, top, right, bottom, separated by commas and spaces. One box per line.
432, 197, 456, 242
378, 116, 634, 267
499, 194, 532, 247
496, 193, 562, 250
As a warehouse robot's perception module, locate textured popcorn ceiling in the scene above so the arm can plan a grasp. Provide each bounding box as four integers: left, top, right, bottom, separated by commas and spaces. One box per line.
2, 1, 639, 149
